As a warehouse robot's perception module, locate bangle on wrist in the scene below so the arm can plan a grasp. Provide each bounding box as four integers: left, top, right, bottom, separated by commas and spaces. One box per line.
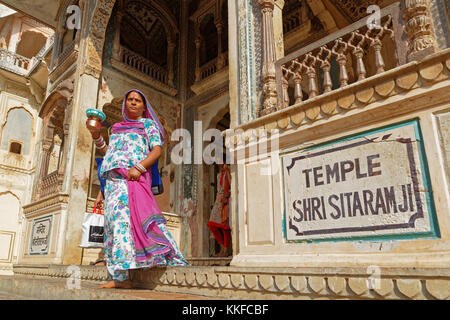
95, 141, 106, 149
134, 162, 147, 173
93, 135, 104, 143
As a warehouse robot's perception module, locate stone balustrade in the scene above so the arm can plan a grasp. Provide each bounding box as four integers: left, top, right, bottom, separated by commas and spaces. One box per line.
120, 46, 169, 85
39, 171, 64, 199
199, 57, 218, 80
197, 52, 229, 82
226, 47, 450, 149
276, 3, 404, 110
0, 48, 31, 75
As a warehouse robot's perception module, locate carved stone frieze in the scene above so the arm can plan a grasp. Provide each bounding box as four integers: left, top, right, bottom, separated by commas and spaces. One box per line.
12, 264, 450, 300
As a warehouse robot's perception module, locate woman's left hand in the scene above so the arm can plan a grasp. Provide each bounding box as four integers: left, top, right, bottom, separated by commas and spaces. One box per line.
127, 167, 142, 181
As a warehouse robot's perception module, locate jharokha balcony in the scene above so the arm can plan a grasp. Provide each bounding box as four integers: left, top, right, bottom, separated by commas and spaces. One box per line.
226, 2, 450, 148
0, 48, 31, 75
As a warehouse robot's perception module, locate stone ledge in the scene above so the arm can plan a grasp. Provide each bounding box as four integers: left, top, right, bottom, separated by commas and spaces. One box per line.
12, 264, 450, 300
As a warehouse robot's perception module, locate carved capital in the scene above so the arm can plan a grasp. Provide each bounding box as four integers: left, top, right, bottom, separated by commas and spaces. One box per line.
402, 0, 437, 60
258, 0, 275, 11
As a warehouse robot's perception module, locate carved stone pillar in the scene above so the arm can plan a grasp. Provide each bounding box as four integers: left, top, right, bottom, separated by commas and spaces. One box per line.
216, 22, 225, 69
112, 11, 123, 61
57, 101, 71, 177
195, 37, 202, 82
167, 40, 176, 86
403, 0, 437, 61
37, 123, 55, 198
258, 0, 278, 116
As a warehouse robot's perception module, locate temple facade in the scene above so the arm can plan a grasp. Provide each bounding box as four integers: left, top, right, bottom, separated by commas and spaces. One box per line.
0, 0, 449, 299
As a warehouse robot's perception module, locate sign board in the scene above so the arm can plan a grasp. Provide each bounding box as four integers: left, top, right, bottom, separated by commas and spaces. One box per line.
282, 120, 439, 242
30, 215, 52, 255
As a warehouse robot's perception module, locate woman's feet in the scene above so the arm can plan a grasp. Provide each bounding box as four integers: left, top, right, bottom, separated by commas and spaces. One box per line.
98, 279, 133, 289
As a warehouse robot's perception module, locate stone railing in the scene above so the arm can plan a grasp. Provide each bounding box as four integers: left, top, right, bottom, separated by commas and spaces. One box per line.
57, 39, 76, 66
120, 46, 169, 85
197, 52, 229, 82
0, 48, 31, 74
199, 57, 218, 80
39, 171, 64, 199
275, 3, 405, 109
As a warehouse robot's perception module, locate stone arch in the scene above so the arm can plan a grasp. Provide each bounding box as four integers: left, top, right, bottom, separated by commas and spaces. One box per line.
199, 13, 218, 66
39, 78, 74, 120
200, 103, 230, 258
85, 0, 117, 78
207, 104, 230, 130
86, 0, 180, 78
15, 30, 47, 59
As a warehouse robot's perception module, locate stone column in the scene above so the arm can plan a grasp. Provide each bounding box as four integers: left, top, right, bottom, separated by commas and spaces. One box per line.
167, 40, 176, 87
216, 22, 226, 69
273, 0, 285, 60
112, 11, 123, 61
258, 0, 278, 116
195, 36, 202, 82
403, 0, 438, 61
57, 100, 72, 177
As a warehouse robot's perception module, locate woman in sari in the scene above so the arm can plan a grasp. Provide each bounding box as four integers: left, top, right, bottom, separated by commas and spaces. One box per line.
86, 89, 188, 289
207, 161, 231, 257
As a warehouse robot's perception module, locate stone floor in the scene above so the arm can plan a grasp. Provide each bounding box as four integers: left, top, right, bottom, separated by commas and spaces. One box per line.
0, 275, 219, 300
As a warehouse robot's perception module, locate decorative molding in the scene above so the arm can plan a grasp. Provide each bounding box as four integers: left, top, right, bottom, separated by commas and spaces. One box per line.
22, 193, 69, 217
12, 264, 450, 300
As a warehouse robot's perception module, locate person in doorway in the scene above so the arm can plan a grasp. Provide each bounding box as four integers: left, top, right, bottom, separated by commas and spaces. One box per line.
86, 89, 189, 289
207, 156, 231, 257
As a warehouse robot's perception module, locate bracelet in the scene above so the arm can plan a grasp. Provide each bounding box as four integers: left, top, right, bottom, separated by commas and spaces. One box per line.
95, 141, 107, 149
93, 135, 104, 143
134, 162, 147, 173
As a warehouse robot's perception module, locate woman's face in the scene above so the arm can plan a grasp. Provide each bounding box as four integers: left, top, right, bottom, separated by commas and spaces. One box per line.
125, 91, 145, 120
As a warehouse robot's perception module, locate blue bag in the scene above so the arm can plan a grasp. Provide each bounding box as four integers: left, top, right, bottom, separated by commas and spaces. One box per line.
151, 159, 164, 195
95, 157, 106, 196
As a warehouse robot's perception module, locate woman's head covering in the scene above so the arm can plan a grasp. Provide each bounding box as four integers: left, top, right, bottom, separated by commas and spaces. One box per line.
122, 89, 165, 143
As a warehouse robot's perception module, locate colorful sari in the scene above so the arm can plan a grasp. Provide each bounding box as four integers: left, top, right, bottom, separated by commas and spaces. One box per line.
100, 90, 188, 281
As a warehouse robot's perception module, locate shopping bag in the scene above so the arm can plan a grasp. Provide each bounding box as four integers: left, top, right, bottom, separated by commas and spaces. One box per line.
79, 206, 105, 248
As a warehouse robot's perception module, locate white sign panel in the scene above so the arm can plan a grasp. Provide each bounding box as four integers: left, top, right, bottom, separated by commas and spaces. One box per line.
30, 216, 52, 254
282, 121, 438, 241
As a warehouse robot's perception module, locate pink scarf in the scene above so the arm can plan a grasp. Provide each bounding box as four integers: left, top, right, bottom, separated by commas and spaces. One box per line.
114, 167, 175, 262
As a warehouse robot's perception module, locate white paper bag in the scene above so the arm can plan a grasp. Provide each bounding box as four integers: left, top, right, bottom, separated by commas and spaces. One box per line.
79, 207, 105, 248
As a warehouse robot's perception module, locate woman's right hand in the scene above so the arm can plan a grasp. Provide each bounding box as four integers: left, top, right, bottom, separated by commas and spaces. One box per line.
86, 119, 101, 139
